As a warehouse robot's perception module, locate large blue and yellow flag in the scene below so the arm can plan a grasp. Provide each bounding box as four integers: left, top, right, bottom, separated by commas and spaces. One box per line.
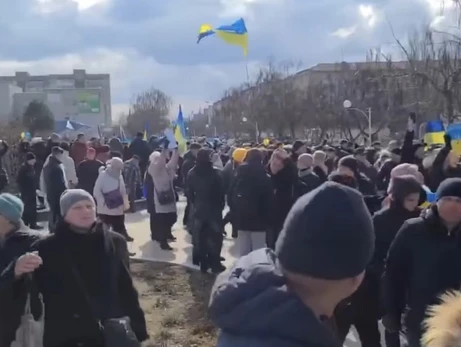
424, 120, 445, 148
197, 18, 248, 56
174, 105, 187, 155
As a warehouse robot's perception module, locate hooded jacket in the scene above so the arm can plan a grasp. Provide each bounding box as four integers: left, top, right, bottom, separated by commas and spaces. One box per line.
61, 150, 78, 185
422, 290, 461, 347
209, 249, 342, 347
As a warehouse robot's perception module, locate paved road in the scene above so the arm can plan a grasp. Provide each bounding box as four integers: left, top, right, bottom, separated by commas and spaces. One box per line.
38, 198, 398, 347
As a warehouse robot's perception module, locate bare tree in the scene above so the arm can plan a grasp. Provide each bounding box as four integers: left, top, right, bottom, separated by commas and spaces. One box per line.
125, 87, 172, 136
393, 27, 461, 123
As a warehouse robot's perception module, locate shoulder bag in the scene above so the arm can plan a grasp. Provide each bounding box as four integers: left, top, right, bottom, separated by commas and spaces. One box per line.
69, 251, 140, 347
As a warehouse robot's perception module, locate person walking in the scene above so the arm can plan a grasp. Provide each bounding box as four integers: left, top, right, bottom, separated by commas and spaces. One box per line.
187, 147, 226, 273
41, 146, 67, 232
17, 152, 42, 229
93, 158, 133, 242
229, 148, 274, 257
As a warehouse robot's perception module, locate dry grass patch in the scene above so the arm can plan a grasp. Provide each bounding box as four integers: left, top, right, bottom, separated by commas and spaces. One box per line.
131, 260, 218, 347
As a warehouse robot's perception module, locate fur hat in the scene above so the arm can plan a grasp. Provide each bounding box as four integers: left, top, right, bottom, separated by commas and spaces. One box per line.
422, 290, 461, 347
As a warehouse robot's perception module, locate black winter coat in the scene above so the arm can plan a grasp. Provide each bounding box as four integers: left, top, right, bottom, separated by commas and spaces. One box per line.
17, 163, 37, 202
42, 156, 67, 209
298, 170, 321, 193
383, 205, 461, 338
229, 162, 274, 232
0, 221, 148, 347
186, 163, 225, 223
76, 159, 104, 195
0, 227, 43, 347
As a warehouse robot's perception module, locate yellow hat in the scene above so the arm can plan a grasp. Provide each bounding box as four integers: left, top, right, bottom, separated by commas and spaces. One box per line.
232, 148, 247, 163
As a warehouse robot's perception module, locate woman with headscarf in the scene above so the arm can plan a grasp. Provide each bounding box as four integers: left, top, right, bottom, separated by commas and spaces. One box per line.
93, 157, 133, 242
186, 148, 226, 273
145, 144, 179, 250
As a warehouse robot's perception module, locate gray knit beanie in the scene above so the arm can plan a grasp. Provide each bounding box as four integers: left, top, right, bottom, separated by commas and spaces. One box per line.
60, 189, 95, 217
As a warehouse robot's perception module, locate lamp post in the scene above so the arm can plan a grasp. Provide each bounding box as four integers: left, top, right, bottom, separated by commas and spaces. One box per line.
242, 117, 259, 141
343, 100, 372, 146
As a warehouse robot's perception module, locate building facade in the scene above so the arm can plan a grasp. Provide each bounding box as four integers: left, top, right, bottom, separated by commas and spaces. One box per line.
0, 69, 111, 127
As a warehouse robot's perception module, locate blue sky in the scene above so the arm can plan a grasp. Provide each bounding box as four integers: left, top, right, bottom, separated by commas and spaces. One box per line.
0, 0, 456, 119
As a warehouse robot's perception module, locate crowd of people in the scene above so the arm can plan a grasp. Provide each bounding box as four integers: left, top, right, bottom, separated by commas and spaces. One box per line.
1, 113, 461, 346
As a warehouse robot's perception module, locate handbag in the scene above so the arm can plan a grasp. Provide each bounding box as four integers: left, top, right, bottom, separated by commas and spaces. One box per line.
102, 180, 124, 209
155, 185, 175, 205
69, 255, 140, 347
11, 284, 44, 347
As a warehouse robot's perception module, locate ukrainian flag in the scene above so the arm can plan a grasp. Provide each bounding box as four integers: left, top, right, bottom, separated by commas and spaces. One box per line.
174, 105, 187, 155
424, 120, 445, 148
197, 18, 248, 56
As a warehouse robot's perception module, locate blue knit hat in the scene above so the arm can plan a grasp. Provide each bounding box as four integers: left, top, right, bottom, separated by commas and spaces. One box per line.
0, 193, 24, 225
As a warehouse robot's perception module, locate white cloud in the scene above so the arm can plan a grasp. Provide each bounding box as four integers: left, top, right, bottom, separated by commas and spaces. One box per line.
359, 4, 377, 27
331, 26, 357, 38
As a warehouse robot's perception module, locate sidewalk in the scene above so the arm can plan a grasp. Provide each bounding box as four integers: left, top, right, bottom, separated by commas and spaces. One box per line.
126, 201, 238, 270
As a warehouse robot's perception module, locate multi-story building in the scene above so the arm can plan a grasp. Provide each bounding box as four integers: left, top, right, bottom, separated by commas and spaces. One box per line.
0, 69, 112, 127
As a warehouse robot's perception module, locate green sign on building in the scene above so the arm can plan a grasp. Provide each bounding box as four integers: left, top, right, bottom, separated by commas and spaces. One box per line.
77, 91, 100, 114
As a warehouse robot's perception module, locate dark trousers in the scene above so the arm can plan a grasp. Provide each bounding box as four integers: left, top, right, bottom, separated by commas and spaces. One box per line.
149, 212, 176, 243
48, 202, 61, 233
22, 196, 37, 227
183, 201, 190, 226
99, 214, 128, 237
385, 331, 401, 347
335, 304, 381, 347
192, 220, 223, 270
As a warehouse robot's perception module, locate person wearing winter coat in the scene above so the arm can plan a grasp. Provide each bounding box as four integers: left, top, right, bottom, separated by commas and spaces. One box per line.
59, 142, 78, 188
42, 146, 67, 232
181, 143, 201, 227
145, 144, 179, 250
108, 137, 124, 154
229, 149, 274, 257
267, 148, 308, 249
187, 148, 226, 273
422, 290, 461, 347
76, 148, 104, 196
17, 152, 42, 229
70, 133, 88, 167
0, 189, 148, 347
338, 155, 377, 197
297, 153, 322, 193
129, 132, 151, 179
369, 175, 422, 347
123, 155, 141, 213
0, 193, 43, 347
93, 157, 133, 242
383, 178, 461, 346
209, 182, 375, 347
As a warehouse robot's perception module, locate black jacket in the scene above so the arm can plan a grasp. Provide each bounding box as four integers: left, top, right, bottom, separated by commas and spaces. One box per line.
181, 151, 196, 188
77, 159, 104, 195
186, 163, 225, 222
383, 205, 461, 338
42, 156, 67, 208
0, 221, 148, 347
17, 163, 37, 201
0, 226, 43, 347
298, 170, 321, 193
229, 162, 274, 232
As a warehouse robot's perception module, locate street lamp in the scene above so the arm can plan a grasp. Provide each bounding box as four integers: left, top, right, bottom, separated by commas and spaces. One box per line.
343, 100, 372, 145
